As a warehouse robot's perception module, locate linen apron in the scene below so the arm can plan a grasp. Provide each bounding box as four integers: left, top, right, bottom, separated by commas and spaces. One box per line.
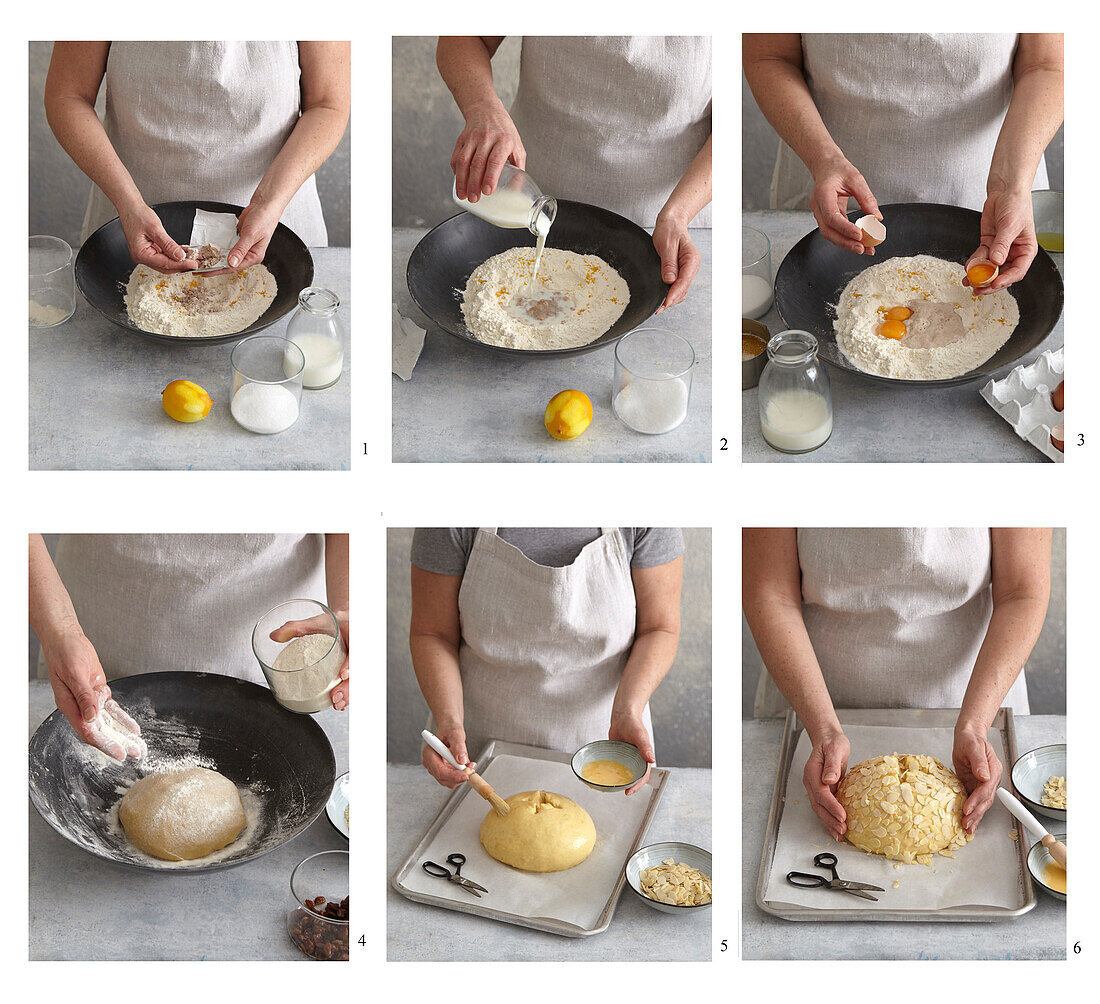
510, 36, 712, 228
441, 527, 653, 760
38, 534, 328, 685
81, 41, 328, 247
754, 528, 1030, 718
770, 34, 1048, 212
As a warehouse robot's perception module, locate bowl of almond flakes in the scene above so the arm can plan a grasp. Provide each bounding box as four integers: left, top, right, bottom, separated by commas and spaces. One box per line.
625, 841, 712, 915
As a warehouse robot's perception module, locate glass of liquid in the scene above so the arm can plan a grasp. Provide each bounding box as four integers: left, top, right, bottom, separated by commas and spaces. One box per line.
285, 287, 345, 390
1032, 190, 1063, 255
452, 162, 556, 237
758, 330, 832, 454
742, 227, 773, 320
29, 235, 76, 327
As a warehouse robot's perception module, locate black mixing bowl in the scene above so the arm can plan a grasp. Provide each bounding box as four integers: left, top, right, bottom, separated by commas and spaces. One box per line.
75, 200, 314, 345
407, 200, 667, 356
774, 203, 1063, 386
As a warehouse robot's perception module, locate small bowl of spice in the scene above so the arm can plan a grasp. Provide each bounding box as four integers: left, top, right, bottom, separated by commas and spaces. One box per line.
287, 850, 349, 961
743, 319, 769, 389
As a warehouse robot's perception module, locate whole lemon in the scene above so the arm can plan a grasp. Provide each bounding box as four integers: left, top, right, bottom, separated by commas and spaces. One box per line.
544, 389, 593, 440
162, 380, 213, 423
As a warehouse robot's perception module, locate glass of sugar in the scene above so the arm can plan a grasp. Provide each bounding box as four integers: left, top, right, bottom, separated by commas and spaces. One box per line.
252, 598, 347, 714
612, 327, 694, 435
230, 334, 305, 434
29, 235, 76, 327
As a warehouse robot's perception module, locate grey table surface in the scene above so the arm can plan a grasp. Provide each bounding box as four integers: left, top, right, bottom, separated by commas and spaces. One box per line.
393, 227, 712, 463
742, 715, 1067, 960
28, 679, 349, 961
742, 211, 1064, 463
29, 247, 351, 471
387, 763, 712, 960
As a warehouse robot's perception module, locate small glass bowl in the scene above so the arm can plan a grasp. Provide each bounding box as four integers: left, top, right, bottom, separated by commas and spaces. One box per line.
287, 850, 349, 960
1032, 189, 1063, 254
252, 598, 346, 714
230, 334, 304, 434
29, 235, 76, 327
612, 327, 694, 435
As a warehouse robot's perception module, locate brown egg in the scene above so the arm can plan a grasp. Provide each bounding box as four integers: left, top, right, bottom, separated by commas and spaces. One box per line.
1052, 380, 1064, 412
1051, 425, 1064, 453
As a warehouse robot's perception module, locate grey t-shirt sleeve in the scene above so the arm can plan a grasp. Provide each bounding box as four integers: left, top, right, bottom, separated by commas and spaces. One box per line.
410, 528, 478, 575
628, 527, 685, 568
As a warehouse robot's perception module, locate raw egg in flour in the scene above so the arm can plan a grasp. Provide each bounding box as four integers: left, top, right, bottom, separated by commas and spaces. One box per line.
878, 318, 907, 339
883, 306, 912, 321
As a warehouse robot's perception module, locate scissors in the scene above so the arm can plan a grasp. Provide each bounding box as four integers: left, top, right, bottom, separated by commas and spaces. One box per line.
422, 853, 489, 899
786, 852, 885, 901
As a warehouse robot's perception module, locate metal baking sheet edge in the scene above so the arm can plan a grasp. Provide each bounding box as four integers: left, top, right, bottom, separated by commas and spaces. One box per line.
754, 707, 1036, 922
391, 738, 670, 938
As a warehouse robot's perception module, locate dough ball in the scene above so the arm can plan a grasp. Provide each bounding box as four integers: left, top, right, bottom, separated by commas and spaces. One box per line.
837, 753, 972, 865
119, 767, 247, 861
480, 790, 596, 872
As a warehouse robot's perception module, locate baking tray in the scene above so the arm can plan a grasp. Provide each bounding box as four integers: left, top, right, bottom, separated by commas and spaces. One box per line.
391, 739, 669, 937
756, 707, 1035, 922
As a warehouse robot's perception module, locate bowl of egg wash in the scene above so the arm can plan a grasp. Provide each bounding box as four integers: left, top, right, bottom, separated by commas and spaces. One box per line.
571, 740, 648, 792
1027, 833, 1066, 902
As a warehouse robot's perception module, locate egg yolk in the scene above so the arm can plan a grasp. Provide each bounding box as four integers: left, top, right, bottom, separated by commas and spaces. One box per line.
878, 319, 907, 339
883, 306, 912, 321
967, 263, 995, 286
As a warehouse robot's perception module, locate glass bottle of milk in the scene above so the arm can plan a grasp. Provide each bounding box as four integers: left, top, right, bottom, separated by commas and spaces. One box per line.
284, 287, 345, 390
758, 330, 833, 454
452, 163, 557, 237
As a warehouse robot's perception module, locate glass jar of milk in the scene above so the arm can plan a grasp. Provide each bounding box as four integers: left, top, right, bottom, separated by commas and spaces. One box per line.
284, 287, 345, 390
758, 330, 833, 454
453, 163, 557, 237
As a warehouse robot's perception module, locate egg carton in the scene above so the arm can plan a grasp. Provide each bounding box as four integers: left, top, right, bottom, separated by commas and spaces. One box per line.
980, 347, 1064, 463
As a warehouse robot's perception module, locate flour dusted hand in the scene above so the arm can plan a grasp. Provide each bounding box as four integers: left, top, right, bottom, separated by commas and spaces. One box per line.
124, 263, 277, 337
89, 693, 147, 762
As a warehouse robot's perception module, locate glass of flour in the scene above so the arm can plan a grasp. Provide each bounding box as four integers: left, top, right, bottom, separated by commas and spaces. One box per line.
252, 599, 346, 714
29, 235, 76, 327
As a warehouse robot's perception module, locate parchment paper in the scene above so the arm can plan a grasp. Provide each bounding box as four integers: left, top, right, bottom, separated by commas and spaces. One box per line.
402, 754, 654, 928
763, 725, 1024, 912
189, 209, 237, 265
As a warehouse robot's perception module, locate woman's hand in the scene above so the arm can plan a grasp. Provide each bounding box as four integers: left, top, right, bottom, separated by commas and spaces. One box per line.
450, 99, 526, 203
609, 711, 656, 796
803, 728, 851, 841
225, 199, 284, 270
270, 608, 349, 711
118, 202, 195, 273
653, 212, 701, 313
810, 156, 882, 255
966, 186, 1038, 294
953, 721, 1003, 833
422, 725, 474, 788
44, 628, 145, 760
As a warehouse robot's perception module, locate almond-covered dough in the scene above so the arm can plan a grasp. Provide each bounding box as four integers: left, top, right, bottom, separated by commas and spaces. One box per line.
837, 754, 972, 866
119, 767, 247, 861
479, 790, 596, 872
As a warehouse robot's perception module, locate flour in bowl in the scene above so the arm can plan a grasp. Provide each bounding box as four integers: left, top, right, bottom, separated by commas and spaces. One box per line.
124, 264, 277, 337
462, 246, 629, 350
834, 254, 1019, 380
269, 633, 345, 713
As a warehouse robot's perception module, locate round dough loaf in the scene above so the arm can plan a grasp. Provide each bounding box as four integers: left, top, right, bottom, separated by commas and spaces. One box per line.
480, 790, 596, 872
119, 767, 247, 861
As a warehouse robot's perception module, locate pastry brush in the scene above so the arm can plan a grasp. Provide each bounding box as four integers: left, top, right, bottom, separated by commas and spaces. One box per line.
996, 787, 1066, 869
421, 729, 511, 817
